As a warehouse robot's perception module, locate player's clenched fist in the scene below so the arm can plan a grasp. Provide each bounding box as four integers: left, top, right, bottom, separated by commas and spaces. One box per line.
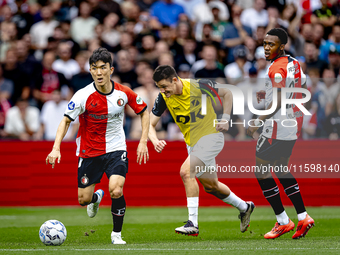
215, 121, 229, 132
154, 140, 167, 153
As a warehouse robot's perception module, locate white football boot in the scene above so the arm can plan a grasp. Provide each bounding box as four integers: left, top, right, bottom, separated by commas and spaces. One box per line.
111, 231, 126, 244
87, 189, 104, 218
175, 220, 199, 236
239, 201, 255, 232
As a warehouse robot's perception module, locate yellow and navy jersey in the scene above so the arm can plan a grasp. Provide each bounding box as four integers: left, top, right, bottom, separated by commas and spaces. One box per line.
152, 78, 219, 146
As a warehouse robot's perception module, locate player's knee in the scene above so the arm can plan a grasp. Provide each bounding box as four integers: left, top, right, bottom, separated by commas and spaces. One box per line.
110, 188, 123, 199
180, 165, 190, 180
78, 196, 91, 206
203, 183, 219, 194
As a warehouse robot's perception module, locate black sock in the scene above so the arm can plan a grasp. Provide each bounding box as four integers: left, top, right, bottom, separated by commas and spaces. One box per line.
278, 173, 306, 214
111, 196, 126, 232
258, 177, 285, 215
90, 193, 98, 203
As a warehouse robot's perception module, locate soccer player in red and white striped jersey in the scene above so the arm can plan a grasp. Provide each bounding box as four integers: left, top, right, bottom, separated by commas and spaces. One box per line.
46, 48, 150, 244
247, 28, 314, 239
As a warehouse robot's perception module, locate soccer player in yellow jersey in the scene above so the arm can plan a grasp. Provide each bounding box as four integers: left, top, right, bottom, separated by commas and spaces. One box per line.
149, 65, 255, 236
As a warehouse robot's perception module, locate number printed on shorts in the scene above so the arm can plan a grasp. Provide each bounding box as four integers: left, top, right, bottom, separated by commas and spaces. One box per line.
256, 135, 266, 152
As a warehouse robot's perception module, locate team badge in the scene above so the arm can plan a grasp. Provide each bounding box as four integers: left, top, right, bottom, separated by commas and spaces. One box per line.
81, 175, 89, 185
274, 73, 282, 83
117, 98, 124, 106
136, 95, 143, 105
68, 101, 75, 110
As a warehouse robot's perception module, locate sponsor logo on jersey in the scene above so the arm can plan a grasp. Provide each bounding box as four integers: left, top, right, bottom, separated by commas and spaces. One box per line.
81, 175, 89, 185
89, 112, 122, 119
117, 98, 124, 106
136, 95, 143, 105
68, 101, 75, 110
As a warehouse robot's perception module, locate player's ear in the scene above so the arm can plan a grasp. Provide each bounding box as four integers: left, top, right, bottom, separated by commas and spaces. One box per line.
110, 66, 114, 74
172, 76, 177, 83
280, 44, 285, 51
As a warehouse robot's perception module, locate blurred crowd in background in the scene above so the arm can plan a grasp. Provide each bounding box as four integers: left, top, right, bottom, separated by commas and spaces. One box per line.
0, 0, 340, 141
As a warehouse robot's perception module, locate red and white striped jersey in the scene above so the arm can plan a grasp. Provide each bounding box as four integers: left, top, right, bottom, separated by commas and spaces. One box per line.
64, 81, 147, 158
263, 55, 306, 140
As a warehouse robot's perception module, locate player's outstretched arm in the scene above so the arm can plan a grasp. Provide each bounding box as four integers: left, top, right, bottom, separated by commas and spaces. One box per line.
46, 116, 72, 168
215, 87, 232, 132
149, 112, 167, 153
137, 110, 150, 165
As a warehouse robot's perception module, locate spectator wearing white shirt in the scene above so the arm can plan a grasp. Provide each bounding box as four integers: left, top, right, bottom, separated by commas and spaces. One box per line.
35, 89, 79, 141
3, 98, 40, 140
240, 0, 268, 33
237, 66, 265, 124
29, 6, 59, 49
52, 41, 80, 80
71, 1, 99, 48
254, 46, 269, 78
224, 46, 252, 85
173, 0, 204, 21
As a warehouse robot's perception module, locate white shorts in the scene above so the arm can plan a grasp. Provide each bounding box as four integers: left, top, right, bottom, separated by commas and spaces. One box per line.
187, 132, 224, 177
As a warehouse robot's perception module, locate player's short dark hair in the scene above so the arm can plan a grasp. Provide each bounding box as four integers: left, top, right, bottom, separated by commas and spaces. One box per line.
89, 47, 112, 67
153, 65, 178, 83
266, 28, 288, 45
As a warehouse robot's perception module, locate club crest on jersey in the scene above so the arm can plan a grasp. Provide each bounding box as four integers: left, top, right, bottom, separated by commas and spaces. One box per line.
274, 73, 283, 83
68, 101, 75, 110
117, 98, 124, 106
81, 175, 89, 185
136, 95, 143, 105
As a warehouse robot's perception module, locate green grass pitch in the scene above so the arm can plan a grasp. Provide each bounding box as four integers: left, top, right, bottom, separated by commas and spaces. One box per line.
0, 207, 339, 254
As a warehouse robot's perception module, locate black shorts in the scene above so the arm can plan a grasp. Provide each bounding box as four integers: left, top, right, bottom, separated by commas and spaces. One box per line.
78, 150, 128, 188
256, 135, 296, 161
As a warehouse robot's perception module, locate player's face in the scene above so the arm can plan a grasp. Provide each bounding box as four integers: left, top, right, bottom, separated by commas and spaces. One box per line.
90, 60, 114, 87
263, 35, 284, 61
155, 78, 176, 98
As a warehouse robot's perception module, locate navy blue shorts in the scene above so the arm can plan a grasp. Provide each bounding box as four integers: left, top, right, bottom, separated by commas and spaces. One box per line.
78, 150, 128, 188
255, 135, 296, 161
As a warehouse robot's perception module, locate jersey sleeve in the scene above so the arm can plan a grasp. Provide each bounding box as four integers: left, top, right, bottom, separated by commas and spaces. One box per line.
64, 91, 85, 121
152, 93, 167, 117
198, 79, 219, 95
126, 87, 147, 115
301, 68, 307, 87
269, 66, 287, 89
